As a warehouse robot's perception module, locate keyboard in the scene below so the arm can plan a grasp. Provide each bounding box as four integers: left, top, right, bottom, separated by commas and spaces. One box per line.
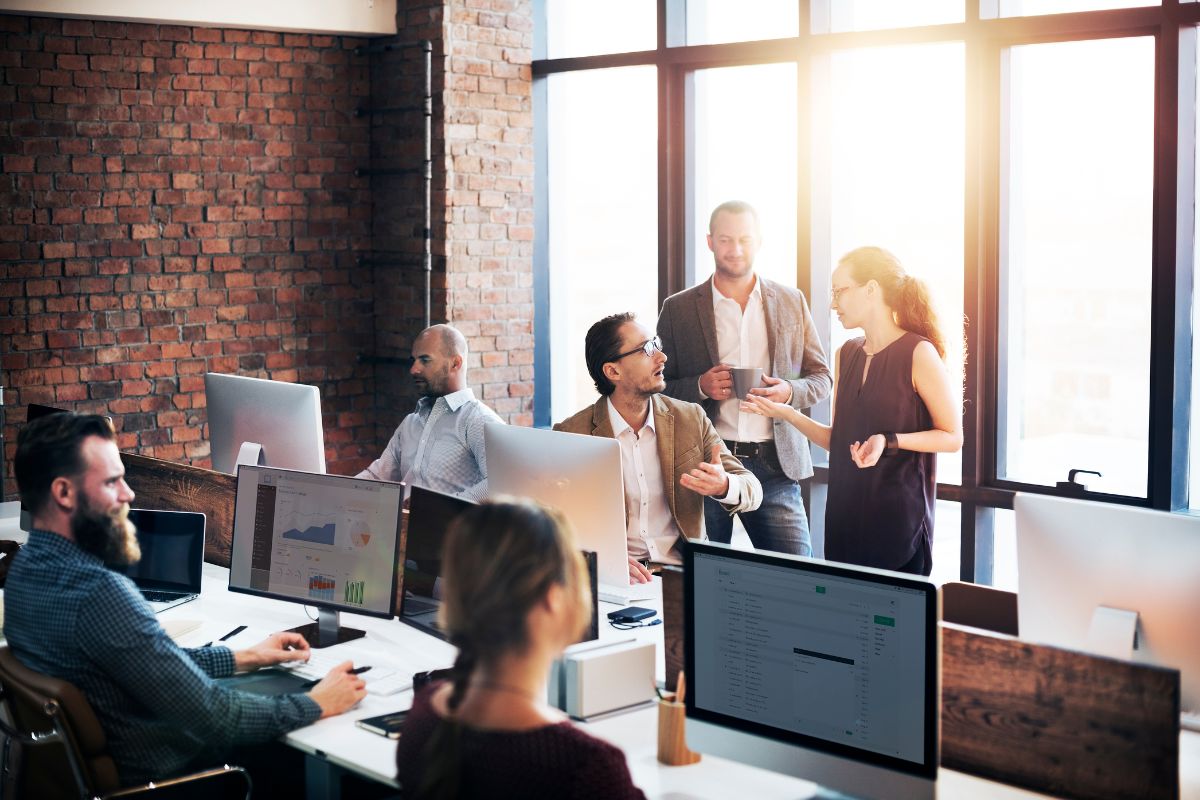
280, 648, 423, 696
403, 596, 439, 616
144, 590, 190, 603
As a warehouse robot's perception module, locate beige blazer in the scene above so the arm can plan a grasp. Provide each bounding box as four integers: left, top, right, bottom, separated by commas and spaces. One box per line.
553, 394, 762, 542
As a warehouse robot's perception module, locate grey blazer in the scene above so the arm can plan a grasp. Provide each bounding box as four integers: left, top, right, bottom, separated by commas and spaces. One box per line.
657, 276, 832, 482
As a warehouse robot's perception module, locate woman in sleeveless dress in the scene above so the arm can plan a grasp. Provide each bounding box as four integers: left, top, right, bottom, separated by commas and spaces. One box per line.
742, 246, 962, 575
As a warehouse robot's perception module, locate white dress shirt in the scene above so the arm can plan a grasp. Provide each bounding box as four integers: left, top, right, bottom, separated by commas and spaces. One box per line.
708, 275, 773, 443
356, 387, 502, 500
607, 397, 738, 565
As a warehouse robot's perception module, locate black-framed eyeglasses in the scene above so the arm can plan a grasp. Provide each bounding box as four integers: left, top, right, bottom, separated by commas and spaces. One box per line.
611, 335, 663, 361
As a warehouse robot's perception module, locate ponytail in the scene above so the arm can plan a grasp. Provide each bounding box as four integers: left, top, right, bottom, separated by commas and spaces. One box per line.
414, 647, 474, 800
894, 274, 946, 360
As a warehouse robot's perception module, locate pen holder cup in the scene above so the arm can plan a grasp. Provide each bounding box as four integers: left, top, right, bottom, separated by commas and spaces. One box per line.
657, 696, 701, 766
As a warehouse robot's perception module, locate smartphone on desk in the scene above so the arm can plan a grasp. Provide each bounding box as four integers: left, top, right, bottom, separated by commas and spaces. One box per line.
356, 710, 409, 739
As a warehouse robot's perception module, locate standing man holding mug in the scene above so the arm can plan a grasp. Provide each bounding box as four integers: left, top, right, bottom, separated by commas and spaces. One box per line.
657, 200, 831, 556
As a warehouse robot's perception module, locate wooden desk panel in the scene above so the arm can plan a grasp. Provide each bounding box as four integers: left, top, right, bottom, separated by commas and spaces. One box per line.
660, 565, 683, 692
942, 623, 1180, 800
121, 453, 236, 567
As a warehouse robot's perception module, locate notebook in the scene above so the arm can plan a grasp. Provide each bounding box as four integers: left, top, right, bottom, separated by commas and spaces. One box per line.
123, 509, 206, 613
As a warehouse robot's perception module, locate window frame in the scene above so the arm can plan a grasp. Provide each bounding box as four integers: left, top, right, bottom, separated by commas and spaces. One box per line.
533, 0, 1198, 583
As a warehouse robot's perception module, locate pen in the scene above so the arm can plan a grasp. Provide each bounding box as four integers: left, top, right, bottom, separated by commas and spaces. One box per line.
202, 625, 247, 648
300, 665, 370, 690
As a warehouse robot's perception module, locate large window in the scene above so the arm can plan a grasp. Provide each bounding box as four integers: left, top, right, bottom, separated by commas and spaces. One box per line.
546, 67, 658, 421
997, 37, 1154, 497
536, 3, 1196, 584
817, 42, 965, 484
689, 63, 798, 288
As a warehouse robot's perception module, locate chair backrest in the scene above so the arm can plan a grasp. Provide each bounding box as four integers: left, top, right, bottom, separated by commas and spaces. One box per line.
0, 645, 120, 798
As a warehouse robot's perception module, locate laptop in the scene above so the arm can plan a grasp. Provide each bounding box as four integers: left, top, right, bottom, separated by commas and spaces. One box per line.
401, 486, 600, 643
122, 509, 205, 612
399, 486, 475, 639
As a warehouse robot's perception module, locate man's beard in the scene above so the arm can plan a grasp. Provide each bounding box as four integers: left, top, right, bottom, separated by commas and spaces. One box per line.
72, 495, 140, 568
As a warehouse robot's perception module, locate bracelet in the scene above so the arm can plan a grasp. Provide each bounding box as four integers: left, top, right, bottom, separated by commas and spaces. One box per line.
882, 432, 899, 457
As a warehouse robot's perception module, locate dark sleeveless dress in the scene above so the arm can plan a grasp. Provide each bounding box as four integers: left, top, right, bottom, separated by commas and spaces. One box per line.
825, 332, 936, 574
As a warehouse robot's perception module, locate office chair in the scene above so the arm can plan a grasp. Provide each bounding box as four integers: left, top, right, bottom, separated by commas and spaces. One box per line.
0, 646, 250, 800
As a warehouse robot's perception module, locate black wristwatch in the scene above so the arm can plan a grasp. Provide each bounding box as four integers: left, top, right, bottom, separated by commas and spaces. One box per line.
881, 431, 899, 457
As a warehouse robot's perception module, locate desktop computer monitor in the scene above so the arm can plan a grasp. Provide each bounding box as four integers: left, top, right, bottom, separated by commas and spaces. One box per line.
485, 424, 629, 592
228, 465, 403, 647
1015, 492, 1200, 715
684, 541, 939, 800
205, 372, 326, 475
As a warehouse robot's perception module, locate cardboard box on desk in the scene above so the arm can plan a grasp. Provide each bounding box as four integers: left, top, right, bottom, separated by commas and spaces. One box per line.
549, 638, 656, 720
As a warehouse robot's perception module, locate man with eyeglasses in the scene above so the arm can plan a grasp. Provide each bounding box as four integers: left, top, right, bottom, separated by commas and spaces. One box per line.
555, 312, 762, 583
657, 200, 831, 557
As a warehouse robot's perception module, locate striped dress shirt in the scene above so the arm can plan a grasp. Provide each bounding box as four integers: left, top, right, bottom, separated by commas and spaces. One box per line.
357, 387, 503, 501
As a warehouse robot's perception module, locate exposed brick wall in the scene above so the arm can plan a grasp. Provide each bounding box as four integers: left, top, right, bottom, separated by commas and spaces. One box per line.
0, 14, 376, 494
441, 0, 534, 427
360, 0, 535, 456
0, 4, 535, 499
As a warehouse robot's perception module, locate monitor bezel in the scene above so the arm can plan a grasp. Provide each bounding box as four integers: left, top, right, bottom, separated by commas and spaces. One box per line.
683, 540, 939, 781
227, 464, 404, 620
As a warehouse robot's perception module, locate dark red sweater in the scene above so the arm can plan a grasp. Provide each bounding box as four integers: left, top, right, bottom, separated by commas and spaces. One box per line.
395, 683, 647, 800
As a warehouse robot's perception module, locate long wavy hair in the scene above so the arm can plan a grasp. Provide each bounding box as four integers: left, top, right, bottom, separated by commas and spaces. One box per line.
838, 246, 947, 360
415, 498, 591, 800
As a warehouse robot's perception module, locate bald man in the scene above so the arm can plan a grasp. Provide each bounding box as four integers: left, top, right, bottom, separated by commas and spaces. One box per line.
357, 324, 503, 500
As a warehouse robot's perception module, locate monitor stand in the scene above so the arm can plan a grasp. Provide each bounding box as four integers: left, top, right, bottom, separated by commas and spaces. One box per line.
289, 608, 366, 648
236, 441, 266, 469
1086, 605, 1139, 660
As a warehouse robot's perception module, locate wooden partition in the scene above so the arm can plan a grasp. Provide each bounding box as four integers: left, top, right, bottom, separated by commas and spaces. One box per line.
660, 565, 684, 692
121, 453, 237, 567
941, 622, 1180, 800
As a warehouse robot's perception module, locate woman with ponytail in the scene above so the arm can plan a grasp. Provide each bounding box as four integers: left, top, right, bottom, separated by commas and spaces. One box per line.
742, 246, 962, 575
395, 499, 647, 800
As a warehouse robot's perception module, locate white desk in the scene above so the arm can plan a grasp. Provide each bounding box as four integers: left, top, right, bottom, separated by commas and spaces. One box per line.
171, 564, 1200, 800
168, 563, 457, 792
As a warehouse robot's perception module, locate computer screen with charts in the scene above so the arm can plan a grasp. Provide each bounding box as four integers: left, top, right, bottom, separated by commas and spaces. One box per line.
205, 372, 326, 474
684, 542, 938, 800
229, 465, 403, 646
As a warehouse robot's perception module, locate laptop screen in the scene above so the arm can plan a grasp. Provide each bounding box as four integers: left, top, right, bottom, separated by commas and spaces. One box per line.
122, 509, 205, 594
401, 486, 475, 634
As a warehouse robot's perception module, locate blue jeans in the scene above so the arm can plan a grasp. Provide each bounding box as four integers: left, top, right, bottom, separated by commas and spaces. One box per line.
704, 454, 812, 557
